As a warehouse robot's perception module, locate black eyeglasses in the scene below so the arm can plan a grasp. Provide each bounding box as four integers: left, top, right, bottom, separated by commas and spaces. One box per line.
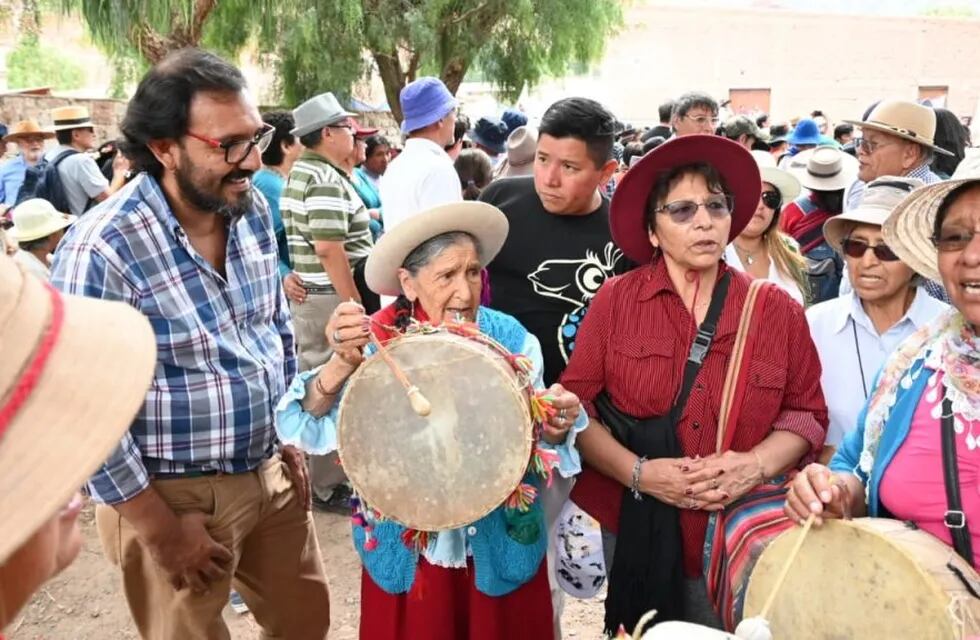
761, 190, 781, 210
655, 195, 733, 223
186, 123, 275, 164
841, 238, 901, 262
932, 227, 980, 252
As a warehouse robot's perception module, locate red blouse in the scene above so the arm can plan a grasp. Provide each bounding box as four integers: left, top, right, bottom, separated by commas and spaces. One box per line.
560, 259, 828, 576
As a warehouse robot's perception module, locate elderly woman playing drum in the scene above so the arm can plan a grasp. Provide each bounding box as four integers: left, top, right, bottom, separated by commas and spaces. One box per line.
275, 201, 587, 639
562, 135, 827, 633
786, 156, 980, 570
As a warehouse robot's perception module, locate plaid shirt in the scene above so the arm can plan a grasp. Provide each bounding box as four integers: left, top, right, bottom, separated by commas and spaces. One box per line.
51, 174, 296, 504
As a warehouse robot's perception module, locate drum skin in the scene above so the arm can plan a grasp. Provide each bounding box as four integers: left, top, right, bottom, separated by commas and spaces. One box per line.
744, 518, 980, 639
337, 332, 533, 531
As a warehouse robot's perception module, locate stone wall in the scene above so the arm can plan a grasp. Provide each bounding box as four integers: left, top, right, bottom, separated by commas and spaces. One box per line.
0, 94, 127, 143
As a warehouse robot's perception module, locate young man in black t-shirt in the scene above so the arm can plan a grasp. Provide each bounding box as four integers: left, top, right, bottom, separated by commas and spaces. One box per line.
482, 97, 630, 387
481, 98, 630, 638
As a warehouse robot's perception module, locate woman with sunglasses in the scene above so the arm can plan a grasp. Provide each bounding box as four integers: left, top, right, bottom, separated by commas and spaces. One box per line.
725, 151, 809, 304
805, 177, 948, 462
562, 135, 827, 633
786, 158, 980, 573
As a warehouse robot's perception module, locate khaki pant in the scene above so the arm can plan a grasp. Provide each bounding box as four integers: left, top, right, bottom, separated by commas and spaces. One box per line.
291, 292, 347, 500
96, 456, 331, 640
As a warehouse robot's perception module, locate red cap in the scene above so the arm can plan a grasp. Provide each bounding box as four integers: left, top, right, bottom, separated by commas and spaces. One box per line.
351, 118, 379, 138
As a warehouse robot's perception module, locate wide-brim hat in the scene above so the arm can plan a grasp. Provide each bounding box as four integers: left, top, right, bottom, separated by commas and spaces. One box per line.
9, 198, 74, 242
843, 100, 954, 157
50, 105, 94, 131
823, 176, 924, 252
291, 92, 356, 137
785, 147, 859, 192
3, 119, 55, 143
501, 126, 537, 177
751, 150, 800, 201
0, 255, 156, 563
400, 77, 458, 135
610, 134, 761, 265
468, 117, 509, 155
882, 154, 980, 283
365, 202, 509, 296
788, 119, 822, 145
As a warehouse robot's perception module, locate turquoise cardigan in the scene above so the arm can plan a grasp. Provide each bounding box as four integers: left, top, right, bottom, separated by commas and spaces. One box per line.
828, 360, 931, 514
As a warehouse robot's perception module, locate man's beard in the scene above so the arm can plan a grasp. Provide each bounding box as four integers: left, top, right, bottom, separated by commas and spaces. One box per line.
174, 160, 253, 219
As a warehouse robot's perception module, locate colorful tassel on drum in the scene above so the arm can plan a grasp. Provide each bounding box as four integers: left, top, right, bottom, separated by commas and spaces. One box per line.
401, 528, 433, 552
530, 446, 559, 487
505, 482, 538, 512
530, 392, 557, 426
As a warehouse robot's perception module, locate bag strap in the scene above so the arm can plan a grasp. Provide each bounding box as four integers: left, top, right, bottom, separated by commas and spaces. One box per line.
941, 393, 974, 566
715, 279, 768, 454
670, 272, 731, 422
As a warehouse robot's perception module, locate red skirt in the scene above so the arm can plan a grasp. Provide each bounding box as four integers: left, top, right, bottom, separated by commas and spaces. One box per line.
359, 557, 553, 640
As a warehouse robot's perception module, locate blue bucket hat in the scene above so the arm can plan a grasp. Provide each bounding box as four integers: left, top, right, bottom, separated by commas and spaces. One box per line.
788, 118, 822, 145
501, 108, 528, 134
468, 117, 509, 155
399, 77, 458, 135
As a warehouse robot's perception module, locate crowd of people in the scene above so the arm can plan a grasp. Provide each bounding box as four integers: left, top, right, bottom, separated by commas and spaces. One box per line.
0, 44, 979, 640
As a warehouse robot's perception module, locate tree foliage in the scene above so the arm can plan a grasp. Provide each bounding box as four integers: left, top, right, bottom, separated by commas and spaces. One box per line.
6, 0, 85, 90
65, 0, 624, 119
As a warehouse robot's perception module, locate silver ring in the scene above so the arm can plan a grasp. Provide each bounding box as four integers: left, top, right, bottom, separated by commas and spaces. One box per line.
332, 330, 343, 344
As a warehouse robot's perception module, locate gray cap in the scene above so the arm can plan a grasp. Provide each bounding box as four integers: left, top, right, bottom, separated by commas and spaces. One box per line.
291, 92, 356, 137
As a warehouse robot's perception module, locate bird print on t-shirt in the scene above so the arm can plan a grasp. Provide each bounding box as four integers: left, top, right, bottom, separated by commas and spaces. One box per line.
527, 242, 623, 363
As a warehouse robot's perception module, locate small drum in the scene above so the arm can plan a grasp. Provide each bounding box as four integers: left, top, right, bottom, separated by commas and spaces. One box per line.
744, 518, 980, 639
337, 331, 534, 531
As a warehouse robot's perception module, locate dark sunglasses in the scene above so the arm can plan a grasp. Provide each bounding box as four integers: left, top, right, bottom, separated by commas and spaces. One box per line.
932, 228, 980, 253
761, 190, 781, 210
655, 195, 734, 223
841, 238, 901, 262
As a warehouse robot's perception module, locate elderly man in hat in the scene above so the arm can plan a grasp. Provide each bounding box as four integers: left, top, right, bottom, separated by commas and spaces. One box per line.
7, 198, 74, 280
843, 100, 952, 211
280, 91, 375, 512
0, 120, 53, 206
45, 105, 128, 215
51, 49, 331, 639
379, 76, 462, 236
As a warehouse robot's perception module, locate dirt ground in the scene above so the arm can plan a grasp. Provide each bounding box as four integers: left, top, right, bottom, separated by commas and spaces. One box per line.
8, 503, 606, 639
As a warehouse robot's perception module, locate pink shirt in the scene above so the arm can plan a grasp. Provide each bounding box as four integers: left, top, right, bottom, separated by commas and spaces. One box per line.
880, 372, 980, 570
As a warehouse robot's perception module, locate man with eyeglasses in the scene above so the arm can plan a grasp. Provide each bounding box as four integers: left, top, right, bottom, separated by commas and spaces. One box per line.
843, 100, 951, 212
50, 49, 331, 639
670, 91, 720, 137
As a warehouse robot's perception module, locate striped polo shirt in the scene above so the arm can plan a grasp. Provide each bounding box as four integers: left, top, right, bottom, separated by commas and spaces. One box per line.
280, 150, 373, 286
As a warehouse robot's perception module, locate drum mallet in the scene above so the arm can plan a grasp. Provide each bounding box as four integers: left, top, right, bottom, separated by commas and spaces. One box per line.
368, 333, 432, 417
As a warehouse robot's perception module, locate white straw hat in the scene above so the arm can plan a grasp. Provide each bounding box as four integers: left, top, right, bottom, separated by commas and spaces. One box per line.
751, 150, 800, 201
0, 255, 156, 563
883, 153, 980, 282
786, 147, 859, 192
823, 176, 923, 252
365, 202, 509, 296
8, 199, 74, 243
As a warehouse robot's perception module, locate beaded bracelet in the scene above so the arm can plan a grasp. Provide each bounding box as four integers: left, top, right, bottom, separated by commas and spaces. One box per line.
630, 456, 647, 501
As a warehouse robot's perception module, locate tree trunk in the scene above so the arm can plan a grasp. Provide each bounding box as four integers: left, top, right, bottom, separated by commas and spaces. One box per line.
133, 0, 219, 64
440, 58, 467, 95
372, 49, 406, 124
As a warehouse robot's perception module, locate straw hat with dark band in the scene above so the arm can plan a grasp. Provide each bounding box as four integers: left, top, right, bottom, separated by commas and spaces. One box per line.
365, 202, 509, 297
823, 176, 924, 252
883, 154, 980, 283
0, 255, 156, 563
2, 120, 55, 144
610, 134, 761, 265
842, 100, 954, 157
50, 105, 95, 131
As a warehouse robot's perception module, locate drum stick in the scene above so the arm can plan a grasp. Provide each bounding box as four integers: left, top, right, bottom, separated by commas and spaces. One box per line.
368, 332, 432, 417
759, 512, 815, 620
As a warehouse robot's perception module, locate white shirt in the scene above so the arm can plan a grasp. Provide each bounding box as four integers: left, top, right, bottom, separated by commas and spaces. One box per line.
724, 244, 805, 304
379, 138, 462, 233
806, 288, 948, 446
378, 137, 462, 305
